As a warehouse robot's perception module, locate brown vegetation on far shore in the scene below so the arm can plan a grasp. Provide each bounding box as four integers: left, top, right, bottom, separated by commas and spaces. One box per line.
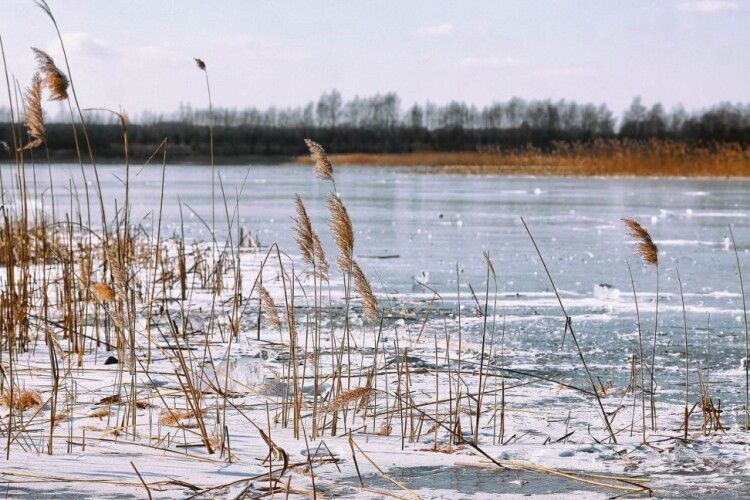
296, 139, 750, 177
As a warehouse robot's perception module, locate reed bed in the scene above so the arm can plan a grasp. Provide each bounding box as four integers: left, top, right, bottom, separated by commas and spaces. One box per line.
315, 139, 750, 177
0, 3, 747, 498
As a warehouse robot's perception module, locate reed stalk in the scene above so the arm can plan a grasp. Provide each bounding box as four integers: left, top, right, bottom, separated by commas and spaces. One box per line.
522, 217, 617, 443
625, 259, 647, 444
676, 268, 690, 439
729, 225, 749, 430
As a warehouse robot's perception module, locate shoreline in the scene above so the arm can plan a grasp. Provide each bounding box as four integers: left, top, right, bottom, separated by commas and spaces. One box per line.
41, 152, 750, 179
305, 151, 750, 178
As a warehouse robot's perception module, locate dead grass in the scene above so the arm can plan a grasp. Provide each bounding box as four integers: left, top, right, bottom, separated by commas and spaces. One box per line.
0, 221, 65, 266
89, 282, 115, 302
159, 408, 207, 427
0, 389, 42, 411
88, 406, 110, 419
331, 387, 375, 411
298, 139, 750, 177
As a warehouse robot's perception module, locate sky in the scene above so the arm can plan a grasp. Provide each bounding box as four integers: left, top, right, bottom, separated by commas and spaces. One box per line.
1, 0, 749, 118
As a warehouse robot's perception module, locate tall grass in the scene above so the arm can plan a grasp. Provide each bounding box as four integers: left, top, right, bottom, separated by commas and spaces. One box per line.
0, 6, 745, 497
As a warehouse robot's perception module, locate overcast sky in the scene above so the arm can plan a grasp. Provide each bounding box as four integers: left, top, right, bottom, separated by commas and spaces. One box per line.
1, 0, 748, 117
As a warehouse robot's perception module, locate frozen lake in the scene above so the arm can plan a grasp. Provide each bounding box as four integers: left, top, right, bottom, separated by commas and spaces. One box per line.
11, 164, 750, 396
24, 164, 750, 292
3, 163, 750, 497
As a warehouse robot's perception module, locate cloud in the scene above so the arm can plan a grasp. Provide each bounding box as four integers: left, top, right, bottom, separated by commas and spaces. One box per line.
61, 32, 117, 59
462, 56, 520, 68
416, 23, 454, 37
677, 1, 741, 13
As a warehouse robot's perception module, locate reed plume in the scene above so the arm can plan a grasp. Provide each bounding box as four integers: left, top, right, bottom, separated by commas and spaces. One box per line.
259, 284, 281, 330
194, 58, 206, 70
105, 245, 129, 303
294, 194, 329, 279
327, 194, 354, 271
293, 194, 314, 265
305, 139, 334, 182
23, 73, 45, 149
31, 47, 68, 101
352, 259, 378, 321
623, 218, 658, 265
312, 232, 329, 279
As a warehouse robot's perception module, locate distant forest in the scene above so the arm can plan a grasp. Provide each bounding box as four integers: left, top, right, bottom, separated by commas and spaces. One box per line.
2, 91, 750, 161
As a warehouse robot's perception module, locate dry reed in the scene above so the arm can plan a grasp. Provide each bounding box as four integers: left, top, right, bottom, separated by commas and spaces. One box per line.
89, 282, 115, 302
88, 406, 110, 419
31, 47, 68, 101
305, 139, 334, 182
22, 73, 45, 149
0, 389, 42, 411
327, 194, 354, 271
0, 222, 63, 265
1, 13, 746, 496
312, 140, 750, 177
351, 260, 378, 321
105, 244, 129, 302
623, 217, 660, 430
623, 218, 658, 265
331, 387, 375, 411
259, 284, 281, 330
159, 408, 207, 426
293, 194, 314, 265
311, 232, 329, 279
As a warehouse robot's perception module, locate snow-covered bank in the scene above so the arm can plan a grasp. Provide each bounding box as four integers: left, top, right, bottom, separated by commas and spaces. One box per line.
0, 237, 747, 499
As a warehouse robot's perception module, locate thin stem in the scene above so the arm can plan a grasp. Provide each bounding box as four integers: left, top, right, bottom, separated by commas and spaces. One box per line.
729, 225, 749, 430
626, 259, 646, 444
521, 217, 617, 444
676, 268, 689, 439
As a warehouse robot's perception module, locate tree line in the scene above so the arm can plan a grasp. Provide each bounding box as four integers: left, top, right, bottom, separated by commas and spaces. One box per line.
1, 91, 749, 160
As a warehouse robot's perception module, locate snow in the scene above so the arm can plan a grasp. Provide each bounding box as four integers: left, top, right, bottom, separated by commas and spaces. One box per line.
0, 239, 747, 499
